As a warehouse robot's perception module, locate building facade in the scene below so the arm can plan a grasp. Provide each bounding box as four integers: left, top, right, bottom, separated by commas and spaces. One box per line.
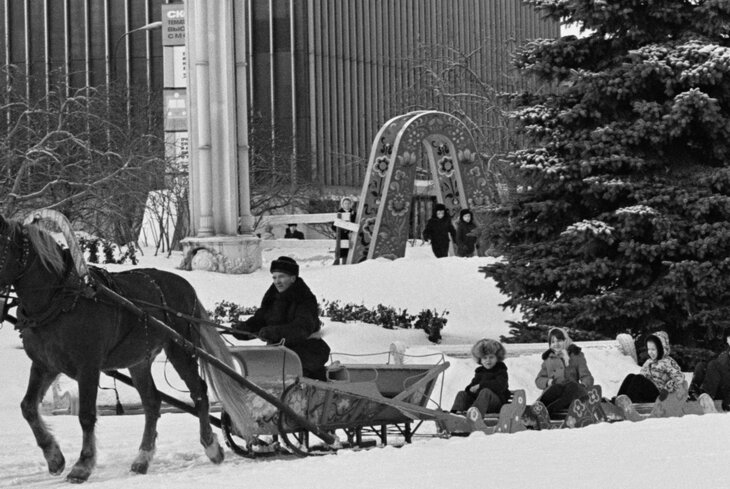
0, 0, 167, 96
241, 0, 558, 192
1, 0, 557, 194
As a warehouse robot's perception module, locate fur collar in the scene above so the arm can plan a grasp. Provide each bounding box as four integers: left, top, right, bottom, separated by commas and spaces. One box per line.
260, 277, 317, 306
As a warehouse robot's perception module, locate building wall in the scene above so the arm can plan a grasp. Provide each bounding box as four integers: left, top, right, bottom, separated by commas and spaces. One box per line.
242, 0, 559, 190
0, 0, 167, 96
2, 0, 558, 193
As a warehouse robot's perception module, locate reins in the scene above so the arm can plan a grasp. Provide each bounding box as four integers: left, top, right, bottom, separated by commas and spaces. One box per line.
129, 298, 242, 336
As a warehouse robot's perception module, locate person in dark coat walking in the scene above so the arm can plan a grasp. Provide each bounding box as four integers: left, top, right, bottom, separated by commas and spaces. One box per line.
232, 256, 330, 380
689, 328, 730, 411
450, 339, 510, 415
455, 208, 478, 257
422, 202, 456, 258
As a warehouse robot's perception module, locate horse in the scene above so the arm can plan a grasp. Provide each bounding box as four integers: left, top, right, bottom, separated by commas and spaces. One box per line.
0, 214, 228, 482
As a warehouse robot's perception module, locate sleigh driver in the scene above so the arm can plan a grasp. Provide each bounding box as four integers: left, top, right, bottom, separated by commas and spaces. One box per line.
231, 256, 331, 381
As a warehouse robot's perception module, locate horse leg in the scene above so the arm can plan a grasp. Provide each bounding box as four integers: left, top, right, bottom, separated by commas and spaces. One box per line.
127, 363, 161, 474
20, 363, 65, 475
165, 344, 224, 464
66, 369, 100, 483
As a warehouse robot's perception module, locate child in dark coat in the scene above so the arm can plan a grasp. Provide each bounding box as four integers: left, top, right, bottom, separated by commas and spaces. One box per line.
423, 203, 456, 258
450, 339, 510, 415
455, 208, 478, 257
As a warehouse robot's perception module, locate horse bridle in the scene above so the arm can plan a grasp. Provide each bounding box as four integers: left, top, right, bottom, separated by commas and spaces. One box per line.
0, 227, 32, 283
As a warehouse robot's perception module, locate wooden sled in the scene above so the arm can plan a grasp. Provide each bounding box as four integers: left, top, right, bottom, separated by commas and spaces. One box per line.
523, 386, 607, 430
615, 381, 723, 422
437, 390, 529, 436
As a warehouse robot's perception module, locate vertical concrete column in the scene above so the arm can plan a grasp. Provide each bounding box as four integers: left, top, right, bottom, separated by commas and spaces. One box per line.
189, 0, 213, 236
234, 0, 254, 234
210, 0, 240, 235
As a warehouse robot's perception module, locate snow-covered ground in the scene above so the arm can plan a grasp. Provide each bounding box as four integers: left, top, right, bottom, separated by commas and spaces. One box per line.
1, 241, 728, 488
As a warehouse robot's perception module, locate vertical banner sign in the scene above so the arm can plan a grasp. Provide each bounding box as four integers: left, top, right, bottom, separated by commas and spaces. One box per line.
161, 4, 186, 46
164, 89, 188, 131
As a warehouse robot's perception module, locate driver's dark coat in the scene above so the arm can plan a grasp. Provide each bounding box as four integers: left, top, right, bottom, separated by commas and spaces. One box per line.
234, 277, 330, 379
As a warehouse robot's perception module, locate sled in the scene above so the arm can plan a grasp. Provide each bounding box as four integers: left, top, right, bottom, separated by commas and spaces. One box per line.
522, 385, 608, 430
614, 381, 723, 422
436, 390, 529, 436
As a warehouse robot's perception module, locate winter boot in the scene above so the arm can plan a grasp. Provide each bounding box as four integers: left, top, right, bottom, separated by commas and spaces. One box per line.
615, 395, 643, 422
698, 393, 719, 414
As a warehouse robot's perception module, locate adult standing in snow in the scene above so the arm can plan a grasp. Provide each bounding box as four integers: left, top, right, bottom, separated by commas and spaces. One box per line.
454, 208, 478, 257
422, 202, 456, 258
689, 328, 730, 411
232, 256, 330, 380
535, 327, 594, 416
332, 196, 356, 263
284, 223, 305, 239
615, 331, 684, 403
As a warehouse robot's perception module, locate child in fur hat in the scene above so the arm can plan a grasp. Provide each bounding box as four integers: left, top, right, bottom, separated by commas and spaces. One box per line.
450, 339, 511, 415
535, 327, 594, 416
616, 331, 684, 403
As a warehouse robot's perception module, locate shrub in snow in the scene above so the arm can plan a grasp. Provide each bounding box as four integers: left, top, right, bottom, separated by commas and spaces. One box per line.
77, 235, 138, 265
214, 299, 448, 344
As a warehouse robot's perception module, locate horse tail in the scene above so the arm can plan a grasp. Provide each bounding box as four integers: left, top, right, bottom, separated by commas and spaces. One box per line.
193, 300, 259, 438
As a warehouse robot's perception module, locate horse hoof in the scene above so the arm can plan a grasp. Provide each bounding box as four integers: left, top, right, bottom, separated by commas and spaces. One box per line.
131, 449, 154, 474
66, 469, 90, 484
130, 461, 149, 474
47, 454, 66, 475
205, 439, 225, 464
43, 445, 65, 475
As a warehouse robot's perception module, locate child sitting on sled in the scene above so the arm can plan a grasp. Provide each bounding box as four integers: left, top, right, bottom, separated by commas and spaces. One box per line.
615, 331, 684, 403
535, 327, 594, 416
450, 339, 511, 415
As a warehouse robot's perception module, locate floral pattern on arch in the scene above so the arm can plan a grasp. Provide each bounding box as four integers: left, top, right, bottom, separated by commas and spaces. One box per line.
373, 156, 390, 178
387, 193, 410, 217
437, 156, 455, 177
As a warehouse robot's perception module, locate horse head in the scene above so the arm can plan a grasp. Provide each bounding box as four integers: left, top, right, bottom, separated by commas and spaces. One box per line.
0, 215, 31, 287
0, 214, 66, 288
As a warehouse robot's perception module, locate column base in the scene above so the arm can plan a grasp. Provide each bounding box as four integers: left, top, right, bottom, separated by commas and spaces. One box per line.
179, 235, 262, 274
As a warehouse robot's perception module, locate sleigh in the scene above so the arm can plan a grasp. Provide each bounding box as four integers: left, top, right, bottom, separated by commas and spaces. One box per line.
215, 345, 530, 456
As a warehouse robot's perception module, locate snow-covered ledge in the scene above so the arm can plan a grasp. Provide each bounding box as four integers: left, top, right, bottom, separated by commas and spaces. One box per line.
179, 235, 262, 274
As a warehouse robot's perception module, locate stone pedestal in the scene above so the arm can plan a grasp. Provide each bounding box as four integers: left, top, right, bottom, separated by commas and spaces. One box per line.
179, 235, 262, 274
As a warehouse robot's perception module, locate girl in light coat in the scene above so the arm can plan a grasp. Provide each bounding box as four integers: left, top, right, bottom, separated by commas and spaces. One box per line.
616, 331, 684, 403
535, 327, 594, 416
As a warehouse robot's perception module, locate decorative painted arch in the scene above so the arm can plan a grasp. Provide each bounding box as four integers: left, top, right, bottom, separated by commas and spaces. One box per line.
347, 111, 492, 263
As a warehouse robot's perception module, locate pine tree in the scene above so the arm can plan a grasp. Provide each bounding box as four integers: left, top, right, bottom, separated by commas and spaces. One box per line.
482, 0, 730, 347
